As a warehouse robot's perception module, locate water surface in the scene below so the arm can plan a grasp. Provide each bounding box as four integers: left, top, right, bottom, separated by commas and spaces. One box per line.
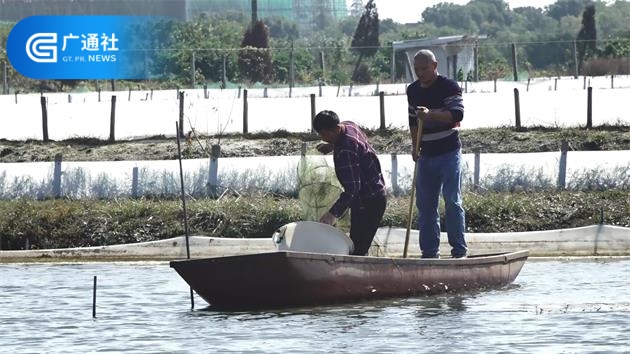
1, 259, 628, 353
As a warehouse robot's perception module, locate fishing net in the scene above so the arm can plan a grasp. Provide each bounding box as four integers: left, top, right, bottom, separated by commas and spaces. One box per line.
297, 155, 351, 233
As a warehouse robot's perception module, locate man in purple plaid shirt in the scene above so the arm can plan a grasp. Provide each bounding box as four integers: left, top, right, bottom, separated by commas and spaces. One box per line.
313, 110, 387, 256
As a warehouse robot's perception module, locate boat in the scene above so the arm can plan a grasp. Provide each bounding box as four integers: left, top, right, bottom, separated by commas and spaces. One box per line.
170, 250, 529, 310
170, 221, 529, 310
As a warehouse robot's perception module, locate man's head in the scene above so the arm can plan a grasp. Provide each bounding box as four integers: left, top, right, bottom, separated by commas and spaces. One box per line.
313, 110, 341, 143
413, 49, 438, 87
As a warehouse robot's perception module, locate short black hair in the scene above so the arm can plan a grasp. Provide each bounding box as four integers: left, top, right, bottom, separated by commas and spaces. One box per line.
313, 110, 340, 132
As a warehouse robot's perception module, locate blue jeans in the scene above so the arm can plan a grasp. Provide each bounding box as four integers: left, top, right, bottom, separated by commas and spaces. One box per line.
416, 149, 467, 258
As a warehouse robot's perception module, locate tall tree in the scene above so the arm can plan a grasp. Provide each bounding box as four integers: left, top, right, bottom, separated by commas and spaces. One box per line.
238, 20, 273, 84
350, 0, 379, 82
576, 4, 597, 72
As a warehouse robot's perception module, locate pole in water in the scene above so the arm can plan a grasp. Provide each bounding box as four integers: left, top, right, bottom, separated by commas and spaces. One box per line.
175, 121, 194, 310
92, 275, 97, 318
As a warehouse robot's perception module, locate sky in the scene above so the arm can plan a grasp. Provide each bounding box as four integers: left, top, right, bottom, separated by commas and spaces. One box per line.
349, 0, 561, 24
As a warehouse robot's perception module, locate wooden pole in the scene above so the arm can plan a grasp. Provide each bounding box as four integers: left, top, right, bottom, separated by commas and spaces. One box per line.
310, 93, 316, 133
558, 141, 568, 189
40, 96, 49, 142
391, 46, 396, 83
474, 150, 480, 191
131, 167, 139, 198
391, 153, 399, 196
208, 144, 220, 197
586, 87, 593, 129
175, 121, 194, 310
92, 276, 97, 318
53, 154, 62, 198
573, 40, 579, 78
191, 51, 196, 88
403, 117, 424, 258
2, 61, 7, 95
243, 89, 248, 134
513, 88, 521, 130
511, 43, 518, 81
109, 95, 116, 142
178, 91, 185, 137
379, 91, 386, 130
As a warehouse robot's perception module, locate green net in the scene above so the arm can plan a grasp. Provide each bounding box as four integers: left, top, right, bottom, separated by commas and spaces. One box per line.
297, 155, 351, 233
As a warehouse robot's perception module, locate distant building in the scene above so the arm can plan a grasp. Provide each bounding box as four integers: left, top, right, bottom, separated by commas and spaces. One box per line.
0, 0, 348, 29
392, 35, 486, 83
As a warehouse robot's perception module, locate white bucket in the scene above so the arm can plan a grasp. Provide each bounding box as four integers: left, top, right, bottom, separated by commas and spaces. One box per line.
271, 221, 354, 255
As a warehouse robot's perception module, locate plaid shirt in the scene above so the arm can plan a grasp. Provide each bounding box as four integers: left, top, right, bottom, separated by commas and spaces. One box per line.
329, 121, 386, 218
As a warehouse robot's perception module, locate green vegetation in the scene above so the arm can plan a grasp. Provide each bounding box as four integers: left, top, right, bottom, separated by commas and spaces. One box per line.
1, 191, 628, 251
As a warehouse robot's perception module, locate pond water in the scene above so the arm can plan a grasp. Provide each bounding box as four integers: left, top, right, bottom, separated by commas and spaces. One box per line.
1, 259, 628, 353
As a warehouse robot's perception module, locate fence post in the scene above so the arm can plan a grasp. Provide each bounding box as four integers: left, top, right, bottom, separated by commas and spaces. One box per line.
586, 86, 592, 129
319, 81, 322, 97
263, 87, 268, 98
109, 95, 116, 142
53, 153, 62, 198
513, 88, 521, 130
150, 89, 153, 100
2, 61, 7, 95
208, 144, 221, 198
573, 40, 579, 78
336, 83, 341, 97
310, 93, 316, 133
68, 94, 72, 103
379, 91, 386, 130
178, 91, 184, 137
474, 150, 480, 191
526, 78, 530, 92
204, 84, 208, 99
98, 88, 101, 102
493, 79, 497, 93
511, 43, 518, 81
554, 78, 557, 91
583, 76, 587, 90
41, 96, 49, 142
348, 84, 353, 97
243, 89, 248, 134
611, 75, 614, 89
390, 153, 399, 196
131, 167, 139, 198
110, 79, 115, 91
558, 141, 568, 189
14, 91, 18, 104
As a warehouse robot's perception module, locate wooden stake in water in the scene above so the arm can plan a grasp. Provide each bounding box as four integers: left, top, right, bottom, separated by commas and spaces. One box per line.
175, 121, 194, 310
92, 275, 97, 318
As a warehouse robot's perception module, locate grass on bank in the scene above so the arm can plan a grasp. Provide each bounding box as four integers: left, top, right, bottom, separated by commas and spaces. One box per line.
1, 190, 629, 251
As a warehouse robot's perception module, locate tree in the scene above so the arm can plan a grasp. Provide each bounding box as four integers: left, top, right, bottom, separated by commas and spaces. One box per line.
238, 20, 273, 84
350, 0, 379, 83
576, 4, 597, 73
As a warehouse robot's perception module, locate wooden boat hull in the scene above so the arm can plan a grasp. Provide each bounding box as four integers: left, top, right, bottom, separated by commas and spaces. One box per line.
170, 250, 529, 310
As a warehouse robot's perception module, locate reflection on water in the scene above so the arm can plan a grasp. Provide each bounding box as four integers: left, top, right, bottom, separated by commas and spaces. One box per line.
1, 260, 629, 353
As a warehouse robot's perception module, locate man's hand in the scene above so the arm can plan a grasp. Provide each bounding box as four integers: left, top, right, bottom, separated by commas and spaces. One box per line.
416, 106, 429, 121
316, 142, 334, 154
319, 212, 337, 226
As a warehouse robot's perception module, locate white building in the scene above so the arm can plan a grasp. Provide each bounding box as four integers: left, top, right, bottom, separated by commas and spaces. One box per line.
392, 35, 486, 82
